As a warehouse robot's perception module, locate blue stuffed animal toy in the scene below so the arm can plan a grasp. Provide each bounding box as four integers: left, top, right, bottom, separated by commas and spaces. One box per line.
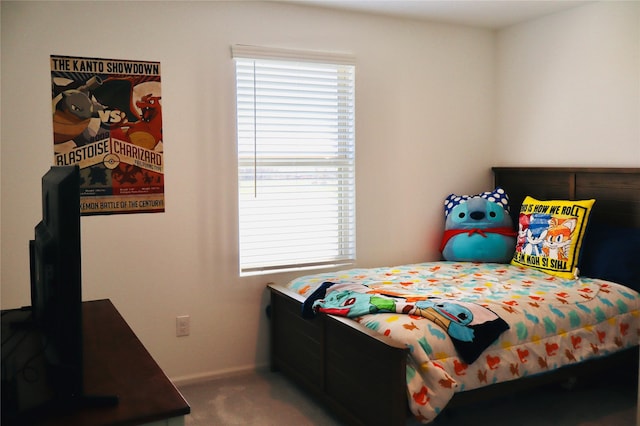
440, 188, 517, 263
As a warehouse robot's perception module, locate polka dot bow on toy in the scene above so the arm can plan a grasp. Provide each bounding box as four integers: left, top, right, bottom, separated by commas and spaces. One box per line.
444, 187, 510, 217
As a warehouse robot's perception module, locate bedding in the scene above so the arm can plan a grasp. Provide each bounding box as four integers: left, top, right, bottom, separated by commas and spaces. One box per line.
288, 261, 640, 424
304, 281, 509, 364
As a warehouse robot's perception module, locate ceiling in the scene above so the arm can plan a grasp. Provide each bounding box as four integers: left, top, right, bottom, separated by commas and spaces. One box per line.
286, 0, 592, 29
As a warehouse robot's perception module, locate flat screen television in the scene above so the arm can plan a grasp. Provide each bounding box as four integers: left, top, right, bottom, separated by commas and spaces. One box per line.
30, 165, 84, 403
3, 165, 117, 423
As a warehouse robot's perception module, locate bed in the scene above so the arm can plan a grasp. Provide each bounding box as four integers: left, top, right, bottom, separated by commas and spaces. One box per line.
267, 167, 640, 425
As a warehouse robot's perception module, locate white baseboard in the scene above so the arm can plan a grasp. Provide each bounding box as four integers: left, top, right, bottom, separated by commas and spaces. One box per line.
170, 362, 270, 387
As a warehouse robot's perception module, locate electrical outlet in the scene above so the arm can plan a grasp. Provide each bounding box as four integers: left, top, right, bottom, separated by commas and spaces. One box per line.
176, 315, 190, 337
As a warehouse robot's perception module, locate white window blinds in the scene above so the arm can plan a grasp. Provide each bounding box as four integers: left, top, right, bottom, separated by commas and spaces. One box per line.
232, 45, 356, 275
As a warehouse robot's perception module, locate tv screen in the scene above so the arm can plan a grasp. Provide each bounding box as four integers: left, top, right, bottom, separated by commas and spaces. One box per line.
2, 166, 117, 423
17, 166, 116, 419
30, 165, 84, 399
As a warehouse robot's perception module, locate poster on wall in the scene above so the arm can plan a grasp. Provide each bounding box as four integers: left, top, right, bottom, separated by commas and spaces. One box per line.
51, 54, 164, 215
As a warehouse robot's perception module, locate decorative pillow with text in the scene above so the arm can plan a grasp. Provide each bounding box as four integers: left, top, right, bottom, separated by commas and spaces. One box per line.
511, 196, 595, 279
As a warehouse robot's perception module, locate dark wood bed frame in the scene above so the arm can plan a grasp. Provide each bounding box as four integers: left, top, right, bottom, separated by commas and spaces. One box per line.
268, 167, 640, 426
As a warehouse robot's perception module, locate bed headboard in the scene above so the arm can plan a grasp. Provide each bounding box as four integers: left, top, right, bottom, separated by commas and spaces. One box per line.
492, 167, 640, 229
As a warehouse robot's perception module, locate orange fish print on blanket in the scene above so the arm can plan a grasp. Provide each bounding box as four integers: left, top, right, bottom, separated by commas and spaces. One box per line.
571, 335, 582, 349
538, 356, 548, 369
620, 323, 630, 336
298, 285, 311, 295
486, 354, 500, 370
545, 342, 559, 356
403, 322, 419, 331
477, 369, 488, 384
597, 330, 606, 344
528, 295, 543, 308
502, 306, 516, 314
510, 363, 520, 377
439, 377, 455, 389
412, 386, 430, 405
454, 359, 468, 376
517, 348, 529, 363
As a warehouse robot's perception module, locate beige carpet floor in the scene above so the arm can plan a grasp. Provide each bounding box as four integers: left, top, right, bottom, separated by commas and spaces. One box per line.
178, 369, 637, 425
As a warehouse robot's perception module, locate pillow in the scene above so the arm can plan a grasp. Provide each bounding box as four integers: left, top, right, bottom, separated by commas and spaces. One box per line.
579, 225, 640, 291
441, 187, 517, 263
511, 196, 595, 279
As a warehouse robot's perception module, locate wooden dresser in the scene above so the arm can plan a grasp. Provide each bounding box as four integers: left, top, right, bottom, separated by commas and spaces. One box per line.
1, 299, 190, 425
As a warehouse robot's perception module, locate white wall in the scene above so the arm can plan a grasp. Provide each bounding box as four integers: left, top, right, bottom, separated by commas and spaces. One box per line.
1, 1, 495, 382
496, 1, 640, 166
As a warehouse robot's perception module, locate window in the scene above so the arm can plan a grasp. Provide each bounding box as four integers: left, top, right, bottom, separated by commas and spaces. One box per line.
232, 45, 356, 275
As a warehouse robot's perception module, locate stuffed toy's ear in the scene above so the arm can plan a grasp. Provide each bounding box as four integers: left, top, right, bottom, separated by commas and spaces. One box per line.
444, 187, 511, 217
440, 188, 516, 263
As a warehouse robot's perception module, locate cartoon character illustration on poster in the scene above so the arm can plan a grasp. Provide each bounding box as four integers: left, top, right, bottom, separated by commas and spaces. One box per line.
112, 164, 143, 185
93, 78, 163, 151
52, 76, 105, 146
124, 93, 163, 150
52, 74, 163, 152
